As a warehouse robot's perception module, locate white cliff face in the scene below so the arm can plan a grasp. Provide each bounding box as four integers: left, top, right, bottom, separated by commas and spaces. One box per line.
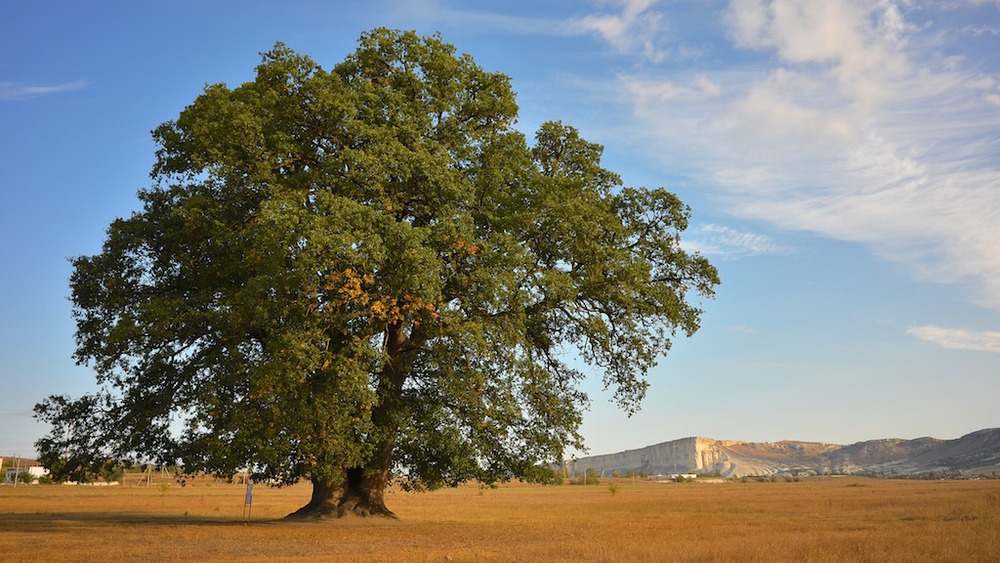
569, 437, 701, 476
569, 429, 1000, 478
570, 437, 773, 478
695, 438, 727, 472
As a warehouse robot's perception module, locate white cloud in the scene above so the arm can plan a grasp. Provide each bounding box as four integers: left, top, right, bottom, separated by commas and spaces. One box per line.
966, 74, 996, 90
622, 73, 723, 103
384, 0, 561, 36
966, 73, 1000, 106
611, 0, 1000, 311
566, 0, 669, 62
698, 75, 723, 97
726, 0, 911, 107
963, 25, 1000, 36
0, 80, 88, 101
907, 326, 1000, 354
730, 71, 858, 143
683, 224, 792, 259
390, 0, 675, 62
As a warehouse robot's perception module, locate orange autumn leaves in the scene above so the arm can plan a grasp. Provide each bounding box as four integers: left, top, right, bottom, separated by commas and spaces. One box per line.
443, 234, 479, 256
323, 268, 440, 326
318, 236, 479, 327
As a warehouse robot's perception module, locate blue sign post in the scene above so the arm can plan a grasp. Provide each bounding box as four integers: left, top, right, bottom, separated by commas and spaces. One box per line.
243, 481, 254, 522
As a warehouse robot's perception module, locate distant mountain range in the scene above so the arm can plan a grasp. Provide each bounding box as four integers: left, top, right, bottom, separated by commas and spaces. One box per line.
572, 428, 1000, 478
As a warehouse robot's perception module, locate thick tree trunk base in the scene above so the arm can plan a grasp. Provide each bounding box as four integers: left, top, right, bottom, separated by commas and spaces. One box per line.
285, 472, 397, 520
285, 497, 397, 519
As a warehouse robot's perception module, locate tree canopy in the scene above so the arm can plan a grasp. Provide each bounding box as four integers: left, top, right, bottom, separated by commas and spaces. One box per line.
36, 28, 719, 517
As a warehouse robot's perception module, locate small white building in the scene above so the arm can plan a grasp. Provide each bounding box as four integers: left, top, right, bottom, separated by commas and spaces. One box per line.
3, 466, 48, 484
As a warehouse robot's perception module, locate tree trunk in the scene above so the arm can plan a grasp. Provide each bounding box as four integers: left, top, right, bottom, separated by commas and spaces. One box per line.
285, 470, 396, 519
285, 477, 343, 519
335, 467, 396, 518
286, 321, 410, 520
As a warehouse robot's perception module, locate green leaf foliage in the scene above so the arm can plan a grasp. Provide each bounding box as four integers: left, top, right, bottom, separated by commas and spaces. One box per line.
37, 29, 718, 493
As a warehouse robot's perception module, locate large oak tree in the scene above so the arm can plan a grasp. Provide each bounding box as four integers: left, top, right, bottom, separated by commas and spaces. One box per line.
35, 29, 719, 518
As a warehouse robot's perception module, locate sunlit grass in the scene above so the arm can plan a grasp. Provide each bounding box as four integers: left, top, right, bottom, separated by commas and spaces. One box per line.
1, 476, 997, 561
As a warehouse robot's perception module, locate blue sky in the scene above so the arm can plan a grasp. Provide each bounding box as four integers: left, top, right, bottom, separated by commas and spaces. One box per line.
2, 0, 998, 459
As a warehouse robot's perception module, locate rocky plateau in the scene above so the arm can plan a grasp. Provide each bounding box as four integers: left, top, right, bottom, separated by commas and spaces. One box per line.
570, 428, 1000, 478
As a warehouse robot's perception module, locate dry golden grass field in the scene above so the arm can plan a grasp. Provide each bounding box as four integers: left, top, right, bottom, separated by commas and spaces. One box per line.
1, 475, 998, 562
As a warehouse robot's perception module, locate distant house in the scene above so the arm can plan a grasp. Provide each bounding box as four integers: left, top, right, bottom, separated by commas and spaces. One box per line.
3, 466, 48, 484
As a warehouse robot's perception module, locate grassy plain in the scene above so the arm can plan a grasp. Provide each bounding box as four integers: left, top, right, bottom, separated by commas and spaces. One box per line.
1, 476, 998, 562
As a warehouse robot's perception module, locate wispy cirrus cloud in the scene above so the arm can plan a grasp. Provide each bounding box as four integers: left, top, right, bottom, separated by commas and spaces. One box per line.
0, 80, 88, 101
390, 0, 691, 63
964, 25, 1000, 36
683, 223, 792, 259
907, 326, 1000, 354
389, 0, 557, 35
400, 0, 674, 62
611, 0, 1000, 311
623, 73, 723, 103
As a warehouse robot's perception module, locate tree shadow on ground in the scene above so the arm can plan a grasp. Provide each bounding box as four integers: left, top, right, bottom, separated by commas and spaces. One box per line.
0, 511, 275, 530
